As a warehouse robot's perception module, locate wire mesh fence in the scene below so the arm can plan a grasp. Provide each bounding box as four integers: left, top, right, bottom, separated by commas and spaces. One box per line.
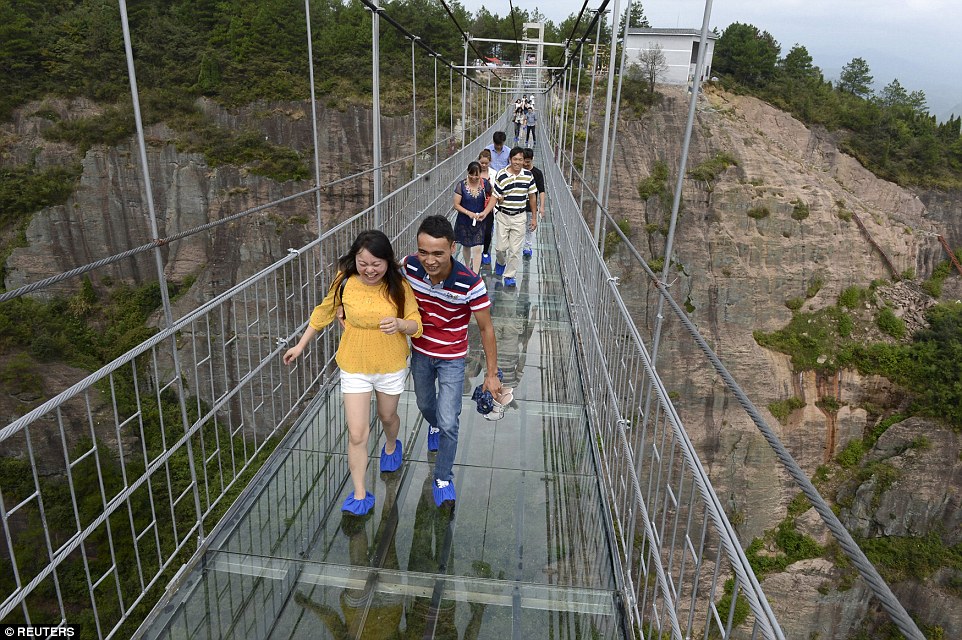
0, 112, 506, 639
540, 124, 784, 639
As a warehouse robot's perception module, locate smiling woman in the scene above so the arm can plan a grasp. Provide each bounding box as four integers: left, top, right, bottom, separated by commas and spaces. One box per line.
283, 230, 423, 516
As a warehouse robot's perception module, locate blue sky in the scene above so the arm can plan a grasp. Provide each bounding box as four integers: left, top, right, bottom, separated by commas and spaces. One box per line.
457, 0, 962, 120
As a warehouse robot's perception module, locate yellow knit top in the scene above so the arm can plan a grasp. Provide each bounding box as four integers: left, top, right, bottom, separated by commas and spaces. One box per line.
309, 274, 423, 374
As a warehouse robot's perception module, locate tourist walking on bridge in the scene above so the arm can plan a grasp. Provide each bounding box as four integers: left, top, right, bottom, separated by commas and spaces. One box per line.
284, 230, 422, 516
523, 105, 538, 147
453, 161, 495, 274
477, 149, 496, 267
492, 147, 538, 287
403, 216, 502, 506
522, 148, 545, 258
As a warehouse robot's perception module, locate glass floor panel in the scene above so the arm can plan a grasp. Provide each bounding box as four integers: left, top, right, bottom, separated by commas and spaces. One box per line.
156, 552, 621, 640
144, 214, 627, 639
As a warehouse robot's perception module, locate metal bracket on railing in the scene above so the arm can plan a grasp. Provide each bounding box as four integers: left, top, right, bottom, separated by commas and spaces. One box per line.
607, 276, 620, 286
276, 337, 290, 347
617, 418, 631, 432
287, 248, 301, 255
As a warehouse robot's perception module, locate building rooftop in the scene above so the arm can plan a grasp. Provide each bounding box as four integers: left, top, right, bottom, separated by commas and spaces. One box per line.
627, 27, 718, 39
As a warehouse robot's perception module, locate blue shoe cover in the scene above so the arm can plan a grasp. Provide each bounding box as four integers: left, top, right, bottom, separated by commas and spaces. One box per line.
481, 253, 491, 265
427, 426, 440, 452
494, 262, 506, 276
504, 277, 517, 287
433, 479, 456, 506
342, 491, 375, 515
380, 440, 402, 472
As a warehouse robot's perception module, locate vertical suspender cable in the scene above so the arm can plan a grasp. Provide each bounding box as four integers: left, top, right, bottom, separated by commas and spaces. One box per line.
434, 56, 439, 167
304, 0, 323, 239
411, 37, 418, 176
371, 2, 383, 225
117, 0, 205, 541
461, 37, 469, 149
486, 76, 491, 129
581, 15, 604, 211
450, 66, 454, 157
556, 51, 570, 162
593, 0, 621, 244
649, 0, 711, 363
569, 45, 585, 183
598, 0, 635, 257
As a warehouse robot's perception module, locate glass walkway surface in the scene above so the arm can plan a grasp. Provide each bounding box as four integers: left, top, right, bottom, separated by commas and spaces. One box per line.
143, 217, 626, 640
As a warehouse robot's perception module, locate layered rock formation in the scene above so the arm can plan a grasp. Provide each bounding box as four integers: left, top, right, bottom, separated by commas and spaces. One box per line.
1, 98, 416, 306
600, 86, 960, 636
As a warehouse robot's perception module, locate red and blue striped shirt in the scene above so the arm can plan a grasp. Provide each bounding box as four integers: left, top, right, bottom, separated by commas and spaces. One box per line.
402, 254, 490, 359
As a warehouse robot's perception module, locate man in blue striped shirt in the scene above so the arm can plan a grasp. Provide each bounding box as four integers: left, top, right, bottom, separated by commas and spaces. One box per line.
492, 147, 537, 287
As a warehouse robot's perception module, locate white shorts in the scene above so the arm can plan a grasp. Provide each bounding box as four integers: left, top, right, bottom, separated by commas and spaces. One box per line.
339, 368, 407, 395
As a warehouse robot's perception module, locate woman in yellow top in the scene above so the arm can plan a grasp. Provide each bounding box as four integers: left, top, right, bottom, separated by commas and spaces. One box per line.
284, 230, 422, 516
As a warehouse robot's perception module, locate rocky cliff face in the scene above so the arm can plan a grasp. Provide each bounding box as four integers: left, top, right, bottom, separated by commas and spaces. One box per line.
605, 86, 952, 529
1, 98, 416, 305
601, 86, 961, 636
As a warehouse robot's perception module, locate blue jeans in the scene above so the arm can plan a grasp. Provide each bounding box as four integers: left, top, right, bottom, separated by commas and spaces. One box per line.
410, 351, 465, 483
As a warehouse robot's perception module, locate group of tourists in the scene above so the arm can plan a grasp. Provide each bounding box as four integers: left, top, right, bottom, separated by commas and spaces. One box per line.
284, 217, 502, 516
452, 119, 546, 287
282, 97, 546, 519
512, 94, 538, 146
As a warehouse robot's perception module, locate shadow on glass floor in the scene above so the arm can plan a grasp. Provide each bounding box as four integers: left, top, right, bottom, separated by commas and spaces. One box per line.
156, 458, 620, 640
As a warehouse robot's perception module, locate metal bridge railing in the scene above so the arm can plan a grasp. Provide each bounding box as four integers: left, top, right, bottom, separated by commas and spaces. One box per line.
542, 133, 785, 639
0, 114, 505, 639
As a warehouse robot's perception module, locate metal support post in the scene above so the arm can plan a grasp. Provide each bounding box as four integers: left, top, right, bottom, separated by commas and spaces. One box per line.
650, 0, 713, 363
557, 49, 570, 162
581, 16, 603, 211
304, 0, 323, 239
462, 37, 469, 149
600, 0, 635, 250
486, 76, 491, 128
371, 2, 383, 225
411, 37, 418, 177
449, 65, 454, 156
118, 0, 205, 542
593, 0, 621, 244
569, 45, 584, 184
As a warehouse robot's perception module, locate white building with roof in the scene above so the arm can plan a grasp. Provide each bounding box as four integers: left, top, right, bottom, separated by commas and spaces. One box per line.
625, 28, 717, 86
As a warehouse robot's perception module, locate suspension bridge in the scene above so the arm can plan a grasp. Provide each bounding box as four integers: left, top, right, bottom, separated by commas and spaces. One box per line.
0, 1, 928, 639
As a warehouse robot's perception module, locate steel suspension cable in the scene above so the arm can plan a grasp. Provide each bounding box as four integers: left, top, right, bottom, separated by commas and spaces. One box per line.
562, 1, 592, 50
545, 1, 610, 92
436, 0, 505, 83
355, 0, 489, 91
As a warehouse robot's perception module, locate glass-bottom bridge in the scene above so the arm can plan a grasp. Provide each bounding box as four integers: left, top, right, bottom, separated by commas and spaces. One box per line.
145, 218, 625, 639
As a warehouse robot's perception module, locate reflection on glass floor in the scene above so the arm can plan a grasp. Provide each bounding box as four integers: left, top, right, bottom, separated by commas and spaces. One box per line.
145, 219, 625, 639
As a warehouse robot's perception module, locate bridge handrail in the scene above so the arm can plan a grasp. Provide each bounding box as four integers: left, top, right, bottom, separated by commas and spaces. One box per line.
593, 193, 927, 640
543, 130, 784, 639
0, 110, 508, 635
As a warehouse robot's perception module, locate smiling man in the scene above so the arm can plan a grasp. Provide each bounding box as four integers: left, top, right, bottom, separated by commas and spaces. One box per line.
402, 215, 501, 506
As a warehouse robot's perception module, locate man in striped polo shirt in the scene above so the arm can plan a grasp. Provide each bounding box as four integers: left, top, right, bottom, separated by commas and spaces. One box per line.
402, 215, 501, 506
492, 147, 538, 287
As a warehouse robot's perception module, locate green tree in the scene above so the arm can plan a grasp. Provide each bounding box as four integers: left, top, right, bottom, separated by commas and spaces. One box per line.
714, 22, 780, 87
838, 56, 873, 98
779, 44, 819, 81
